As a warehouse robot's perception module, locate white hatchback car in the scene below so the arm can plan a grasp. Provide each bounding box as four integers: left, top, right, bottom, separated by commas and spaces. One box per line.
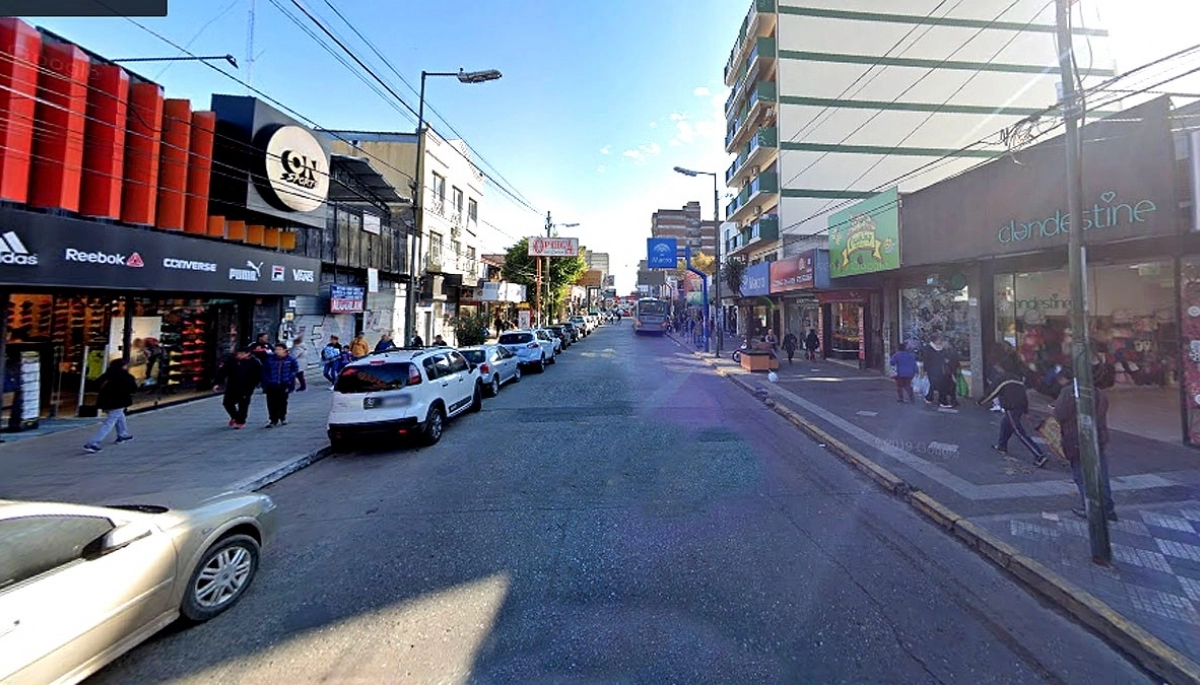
497, 330, 556, 372
327, 347, 483, 449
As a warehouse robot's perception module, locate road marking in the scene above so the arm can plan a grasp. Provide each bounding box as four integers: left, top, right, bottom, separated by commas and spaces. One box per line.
856, 410, 878, 417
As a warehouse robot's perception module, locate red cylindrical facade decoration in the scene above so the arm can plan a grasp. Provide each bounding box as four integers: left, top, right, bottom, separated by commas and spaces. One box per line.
154, 98, 191, 230
29, 40, 89, 212
80, 63, 129, 219
0, 20, 41, 203
120, 81, 163, 225
184, 110, 215, 235
207, 215, 226, 238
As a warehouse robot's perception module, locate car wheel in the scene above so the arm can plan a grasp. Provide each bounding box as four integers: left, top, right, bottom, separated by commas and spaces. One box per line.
181, 534, 260, 622
470, 382, 483, 413
536, 356, 546, 373
549, 352, 557, 365
513, 365, 522, 383
488, 376, 501, 397
422, 404, 445, 445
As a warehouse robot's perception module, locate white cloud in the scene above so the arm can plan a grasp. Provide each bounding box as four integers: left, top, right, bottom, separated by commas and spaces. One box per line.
649, 121, 658, 129
669, 112, 686, 122
599, 145, 610, 155
622, 142, 662, 163
596, 165, 606, 174
693, 86, 711, 97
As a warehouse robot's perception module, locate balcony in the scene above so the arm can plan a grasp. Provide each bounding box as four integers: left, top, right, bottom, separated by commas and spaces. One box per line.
749, 214, 780, 243
725, 170, 780, 222
726, 126, 777, 187
726, 81, 776, 152
724, 0, 779, 87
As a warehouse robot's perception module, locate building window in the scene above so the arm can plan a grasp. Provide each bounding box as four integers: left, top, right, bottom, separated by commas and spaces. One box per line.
429, 232, 443, 257
452, 186, 464, 214
467, 246, 476, 262
431, 173, 446, 201
451, 240, 461, 257
468, 198, 478, 223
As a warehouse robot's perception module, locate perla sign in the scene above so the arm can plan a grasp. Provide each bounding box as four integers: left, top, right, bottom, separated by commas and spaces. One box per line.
997, 190, 1157, 245
263, 125, 330, 213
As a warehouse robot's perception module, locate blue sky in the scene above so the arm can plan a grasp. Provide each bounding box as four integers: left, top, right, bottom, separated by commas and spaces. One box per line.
31, 0, 1197, 291
35, 0, 748, 291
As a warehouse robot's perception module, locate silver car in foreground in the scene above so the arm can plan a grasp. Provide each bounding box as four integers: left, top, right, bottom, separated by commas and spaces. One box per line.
0, 489, 277, 684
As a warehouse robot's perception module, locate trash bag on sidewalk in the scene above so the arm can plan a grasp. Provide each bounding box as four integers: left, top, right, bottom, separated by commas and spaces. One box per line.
913, 375, 930, 398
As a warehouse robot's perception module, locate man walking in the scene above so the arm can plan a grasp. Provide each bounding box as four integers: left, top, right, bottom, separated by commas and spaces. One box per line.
289, 336, 308, 391
978, 365, 1048, 467
1054, 366, 1116, 521
83, 359, 136, 453
782, 331, 799, 364
215, 346, 262, 429
322, 335, 342, 384
262, 343, 299, 428
921, 334, 956, 410
805, 328, 821, 361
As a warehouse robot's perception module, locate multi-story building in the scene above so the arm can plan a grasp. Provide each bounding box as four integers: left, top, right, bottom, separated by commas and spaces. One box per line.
651, 201, 719, 257
584, 251, 610, 279
721, 0, 1111, 261
325, 128, 487, 344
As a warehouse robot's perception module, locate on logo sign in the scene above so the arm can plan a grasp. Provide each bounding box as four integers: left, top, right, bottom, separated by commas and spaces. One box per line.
263, 125, 330, 213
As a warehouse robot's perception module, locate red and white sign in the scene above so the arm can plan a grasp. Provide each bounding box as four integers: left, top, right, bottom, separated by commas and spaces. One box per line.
527, 236, 579, 257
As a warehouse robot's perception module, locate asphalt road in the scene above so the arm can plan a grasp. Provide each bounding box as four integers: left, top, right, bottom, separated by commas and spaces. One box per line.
92, 325, 1150, 684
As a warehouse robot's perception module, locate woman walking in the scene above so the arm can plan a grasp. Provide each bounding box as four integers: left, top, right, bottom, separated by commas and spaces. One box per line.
805, 329, 821, 361
289, 336, 308, 391
889, 343, 918, 403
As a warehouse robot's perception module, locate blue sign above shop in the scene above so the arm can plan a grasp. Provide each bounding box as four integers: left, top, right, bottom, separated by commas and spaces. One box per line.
646, 238, 678, 269
740, 261, 771, 297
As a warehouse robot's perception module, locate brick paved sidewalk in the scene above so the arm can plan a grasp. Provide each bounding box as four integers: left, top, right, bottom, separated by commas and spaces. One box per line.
0, 378, 334, 504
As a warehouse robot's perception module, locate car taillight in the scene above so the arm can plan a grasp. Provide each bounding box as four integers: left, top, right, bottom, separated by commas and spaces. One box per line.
527, 342, 539, 349
481, 363, 490, 374
407, 366, 421, 385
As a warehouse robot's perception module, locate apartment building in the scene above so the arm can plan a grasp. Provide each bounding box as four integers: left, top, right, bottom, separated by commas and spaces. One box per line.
326, 128, 487, 344
721, 0, 1112, 264
651, 201, 719, 257
584, 251, 611, 279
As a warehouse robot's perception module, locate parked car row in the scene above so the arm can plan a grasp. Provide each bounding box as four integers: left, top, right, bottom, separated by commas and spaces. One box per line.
326, 321, 604, 450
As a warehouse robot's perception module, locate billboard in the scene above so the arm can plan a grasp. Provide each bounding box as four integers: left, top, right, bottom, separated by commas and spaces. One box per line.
828, 187, 900, 278
646, 237, 678, 269
577, 270, 603, 287
739, 261, 770, 297
527, 236, 580, 257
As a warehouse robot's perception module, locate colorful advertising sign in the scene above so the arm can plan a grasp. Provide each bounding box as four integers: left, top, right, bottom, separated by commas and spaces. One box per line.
646, 237, 678, 269
828, 187, 900, 278
739, 261, 770, 297
527, 236, 580, 257
769, 252, 815, 293
330, 284, 366, 313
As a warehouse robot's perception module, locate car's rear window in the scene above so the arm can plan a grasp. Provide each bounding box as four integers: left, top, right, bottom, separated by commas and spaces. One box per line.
335, 363, 414, 394
499, 333, 533, 344
460, 350, 486, 364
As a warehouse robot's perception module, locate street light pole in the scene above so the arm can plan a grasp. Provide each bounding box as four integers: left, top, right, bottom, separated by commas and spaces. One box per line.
673, 166, 723, 357
403, 67, 502, 346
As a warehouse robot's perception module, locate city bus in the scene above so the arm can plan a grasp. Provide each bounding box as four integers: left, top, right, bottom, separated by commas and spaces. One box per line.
633, 297, 668, 335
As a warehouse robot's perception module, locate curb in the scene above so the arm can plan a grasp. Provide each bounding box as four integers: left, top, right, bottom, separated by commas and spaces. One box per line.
227, 446, 333, 492
671, 333, 1200, 685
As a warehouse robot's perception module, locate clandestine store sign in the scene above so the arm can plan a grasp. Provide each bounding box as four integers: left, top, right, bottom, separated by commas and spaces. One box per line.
828, 187, 900, 278
0, 208, 320, 295
901, 97, 1177, 267
330, 284, 366, 313
527, 236, 580, 257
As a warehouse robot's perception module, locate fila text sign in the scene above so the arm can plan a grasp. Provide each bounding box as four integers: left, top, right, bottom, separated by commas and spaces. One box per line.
527, 236, 580, 257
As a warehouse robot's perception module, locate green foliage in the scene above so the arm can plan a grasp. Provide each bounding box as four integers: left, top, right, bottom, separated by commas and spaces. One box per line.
452, 309, 491, 347
724, 256, 746, 296
501, 238, 588, 318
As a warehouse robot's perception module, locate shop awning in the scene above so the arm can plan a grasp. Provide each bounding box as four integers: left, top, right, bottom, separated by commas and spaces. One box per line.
330, 154, 407, 205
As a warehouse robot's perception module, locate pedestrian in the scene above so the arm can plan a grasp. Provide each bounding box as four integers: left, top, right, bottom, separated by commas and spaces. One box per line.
215, 346, 262, 429
921, 333, 956, 410
82, 358, 136, 453
375, 332, 396, 353
433, 334, 447, 346
321, 335, 342, 384
1053, 366, 1117, 521
262, 342, 299, 428
805, 328, 821, 361
764, 329, 778, 351
782, 331, 799, 364
889, 343, 918, 403
978, 365, 1048, 467
494, 315, 503, 335
289, 336, 308, 391
249, 332, 272, 366
349, 332, 369, 359
411, 333, 425, 347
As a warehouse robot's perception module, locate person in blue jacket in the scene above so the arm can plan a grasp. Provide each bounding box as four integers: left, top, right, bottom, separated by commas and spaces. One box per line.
890, 342, 919, 403
261, 343, 299, 428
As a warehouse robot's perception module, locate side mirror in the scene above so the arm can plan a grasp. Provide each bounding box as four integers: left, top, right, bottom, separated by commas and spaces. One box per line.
91, 523, 153, 556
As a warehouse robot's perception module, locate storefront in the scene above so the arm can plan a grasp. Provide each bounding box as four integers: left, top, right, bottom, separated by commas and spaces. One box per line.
770, 249, 830, 342
899, 96, 1191, 444
734, 261, 771, 338
0, 208, 320, 424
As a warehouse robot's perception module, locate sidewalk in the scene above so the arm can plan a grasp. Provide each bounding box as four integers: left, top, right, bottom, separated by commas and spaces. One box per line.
670, 332, 1200, 678
0, 377, 334, 505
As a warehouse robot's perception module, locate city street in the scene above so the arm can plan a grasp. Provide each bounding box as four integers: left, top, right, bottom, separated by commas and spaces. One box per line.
90, 326, 1148, 684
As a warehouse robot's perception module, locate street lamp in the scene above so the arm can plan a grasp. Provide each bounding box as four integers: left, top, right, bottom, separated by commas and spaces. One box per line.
673, 166, 722, 357
405, 67, 503, 346
112, 54, 239, 69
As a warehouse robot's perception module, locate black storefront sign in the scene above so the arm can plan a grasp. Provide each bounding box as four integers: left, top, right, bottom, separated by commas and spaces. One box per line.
0, 208, 321, 295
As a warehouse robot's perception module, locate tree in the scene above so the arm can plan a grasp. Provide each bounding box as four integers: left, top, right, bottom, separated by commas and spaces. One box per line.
724, 255, 746, 297
501, 238, 587, 321
452, 309, 491, 347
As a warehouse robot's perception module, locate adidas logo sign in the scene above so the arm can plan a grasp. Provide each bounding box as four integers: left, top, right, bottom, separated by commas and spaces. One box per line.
0, 231, 37, 266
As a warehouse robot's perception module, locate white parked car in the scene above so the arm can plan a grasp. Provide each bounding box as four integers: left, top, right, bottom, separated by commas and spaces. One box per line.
568, 316, 589, 336
0, 490, 276, 685
497, 330, 556, 372
459, 344, 520, 396
327, 348, 483, 449
534, 328, 562, 355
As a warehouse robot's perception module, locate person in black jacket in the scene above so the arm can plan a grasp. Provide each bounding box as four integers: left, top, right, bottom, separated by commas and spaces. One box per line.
83, 359, 136, 453
261, 343, 300, 428
215, 347, 263, 429
978, 366, 1047, 467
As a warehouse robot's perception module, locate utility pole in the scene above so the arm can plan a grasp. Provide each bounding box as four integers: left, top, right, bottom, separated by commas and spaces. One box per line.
711, 174, 722, 358
1056, 0, 1110, 563
545, 211, 553, 326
